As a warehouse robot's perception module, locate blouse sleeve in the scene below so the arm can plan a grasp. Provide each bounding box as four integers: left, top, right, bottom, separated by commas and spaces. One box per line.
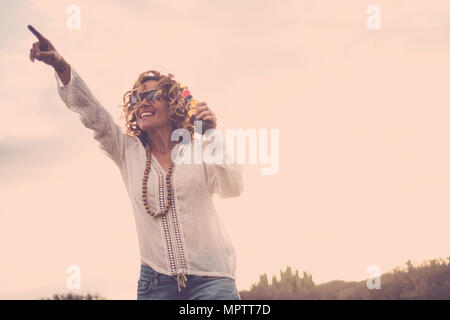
201, 130, 244, 198
55, 66, 128, 169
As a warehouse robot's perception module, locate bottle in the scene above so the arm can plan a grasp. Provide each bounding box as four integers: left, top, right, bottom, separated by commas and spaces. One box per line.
182, 86, 214, 135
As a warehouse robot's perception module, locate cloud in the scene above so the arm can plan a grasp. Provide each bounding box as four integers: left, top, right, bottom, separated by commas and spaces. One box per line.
0, 136, 69, 165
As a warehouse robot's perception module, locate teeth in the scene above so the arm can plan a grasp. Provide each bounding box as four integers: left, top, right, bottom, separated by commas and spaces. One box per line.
141, 112, 155, 119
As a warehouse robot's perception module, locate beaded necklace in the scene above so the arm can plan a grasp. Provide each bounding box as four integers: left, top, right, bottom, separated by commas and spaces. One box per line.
142, 141, 175, 218
142, 140, 188, 291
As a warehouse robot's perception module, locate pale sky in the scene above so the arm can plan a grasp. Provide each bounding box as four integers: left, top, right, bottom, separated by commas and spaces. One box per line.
1, 0, 450, 299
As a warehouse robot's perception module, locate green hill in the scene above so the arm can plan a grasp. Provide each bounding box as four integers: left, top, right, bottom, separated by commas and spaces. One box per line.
239, 257, 450, 299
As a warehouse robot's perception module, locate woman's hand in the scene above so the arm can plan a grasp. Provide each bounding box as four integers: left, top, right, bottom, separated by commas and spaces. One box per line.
194, 102, 217, 129
28, 25, 71, 85
28, 25, 62, 67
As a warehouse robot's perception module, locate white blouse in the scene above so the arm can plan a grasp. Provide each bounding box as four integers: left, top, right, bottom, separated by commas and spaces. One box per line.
55, 67, 244, 292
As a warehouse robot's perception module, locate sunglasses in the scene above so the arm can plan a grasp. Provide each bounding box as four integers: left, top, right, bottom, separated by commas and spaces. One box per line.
129, 89, 162, 107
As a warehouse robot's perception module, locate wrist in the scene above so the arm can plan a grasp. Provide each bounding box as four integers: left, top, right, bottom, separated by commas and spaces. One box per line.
53, 56, 68, 73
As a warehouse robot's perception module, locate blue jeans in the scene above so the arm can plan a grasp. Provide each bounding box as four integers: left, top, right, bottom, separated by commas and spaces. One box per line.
137, 264, 241, 300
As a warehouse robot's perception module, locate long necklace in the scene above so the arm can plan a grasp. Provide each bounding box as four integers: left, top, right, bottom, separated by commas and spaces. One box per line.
142, 142, 175, 218
142, 140, 188, 291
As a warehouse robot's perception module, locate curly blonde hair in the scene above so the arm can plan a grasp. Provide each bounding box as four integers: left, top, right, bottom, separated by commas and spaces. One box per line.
119, 70, 194, 146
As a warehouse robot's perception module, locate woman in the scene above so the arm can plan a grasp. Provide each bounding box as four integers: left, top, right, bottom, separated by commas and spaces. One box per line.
28, 25, 244, 300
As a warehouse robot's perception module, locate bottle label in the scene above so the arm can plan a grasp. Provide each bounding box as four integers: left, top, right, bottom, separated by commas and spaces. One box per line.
187, 99, 198, 118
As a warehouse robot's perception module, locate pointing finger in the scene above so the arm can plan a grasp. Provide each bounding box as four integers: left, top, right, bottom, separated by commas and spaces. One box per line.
28, 25, 46, 41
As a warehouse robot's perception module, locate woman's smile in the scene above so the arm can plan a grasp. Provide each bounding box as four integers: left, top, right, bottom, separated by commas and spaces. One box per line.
140, 111, 156, 119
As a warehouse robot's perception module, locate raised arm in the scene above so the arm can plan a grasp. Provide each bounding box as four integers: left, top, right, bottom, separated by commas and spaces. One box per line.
189, 102, 243, 198
201, 130, 244, 199
28, 25, 129, 169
